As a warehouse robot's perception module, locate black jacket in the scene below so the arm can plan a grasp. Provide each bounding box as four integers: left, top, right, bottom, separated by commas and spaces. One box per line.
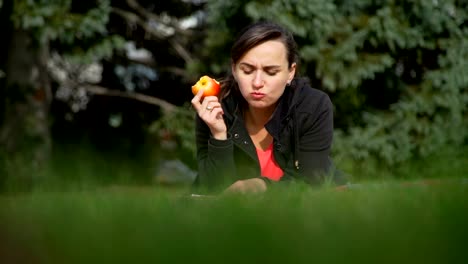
194, 78, 346, 190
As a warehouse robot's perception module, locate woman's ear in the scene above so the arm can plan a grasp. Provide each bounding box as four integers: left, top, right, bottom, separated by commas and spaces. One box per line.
288, 62, 296, 82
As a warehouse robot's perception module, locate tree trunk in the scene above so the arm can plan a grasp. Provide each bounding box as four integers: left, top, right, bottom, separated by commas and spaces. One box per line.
0, 26, 52, 191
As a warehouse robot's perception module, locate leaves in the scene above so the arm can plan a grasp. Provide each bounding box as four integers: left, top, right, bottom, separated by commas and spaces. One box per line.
7, 0, 467, 172
12, 0, 112, 46
201, 0, 468, 169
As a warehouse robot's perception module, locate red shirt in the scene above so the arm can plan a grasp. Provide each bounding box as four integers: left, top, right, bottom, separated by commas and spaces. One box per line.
256, 143, 284, 181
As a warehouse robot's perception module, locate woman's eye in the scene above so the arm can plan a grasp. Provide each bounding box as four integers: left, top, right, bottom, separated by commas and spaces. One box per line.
266, 71, 278, 76
242, 70, 253, 74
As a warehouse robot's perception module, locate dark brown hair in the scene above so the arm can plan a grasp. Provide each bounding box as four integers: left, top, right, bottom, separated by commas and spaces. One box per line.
219, 21, 299, 100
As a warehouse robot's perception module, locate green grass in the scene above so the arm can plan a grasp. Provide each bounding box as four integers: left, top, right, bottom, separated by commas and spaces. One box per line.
0, 145, 467, 263
1, 182, 467, 264
336, 145, 468, 182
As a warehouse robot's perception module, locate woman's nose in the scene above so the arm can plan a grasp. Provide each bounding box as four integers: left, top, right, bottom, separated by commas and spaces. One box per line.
252, 72, 264, 88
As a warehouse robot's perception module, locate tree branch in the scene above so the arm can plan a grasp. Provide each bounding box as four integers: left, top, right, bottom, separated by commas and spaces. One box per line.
169, 39, 193, 63
111, 7, 167, 39
111, 6, 194, 63
125, 0, 191, 35
83, 84, 178, 113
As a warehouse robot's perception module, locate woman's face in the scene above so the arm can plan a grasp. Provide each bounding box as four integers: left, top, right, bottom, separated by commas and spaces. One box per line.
232, 40, 296, 110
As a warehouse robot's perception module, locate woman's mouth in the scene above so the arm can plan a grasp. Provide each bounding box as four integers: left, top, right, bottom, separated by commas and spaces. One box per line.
251, 92, 266, 99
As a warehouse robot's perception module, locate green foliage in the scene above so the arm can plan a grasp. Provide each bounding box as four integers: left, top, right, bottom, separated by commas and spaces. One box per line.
334, 143, 468, 183
5, 0, 466, 180
197, 0, 468, 168
187, 0, 256, 77
13, 0, 104, 42
149, 104, 197, 158
11, 0, 124, 62
65, 35, 126, 64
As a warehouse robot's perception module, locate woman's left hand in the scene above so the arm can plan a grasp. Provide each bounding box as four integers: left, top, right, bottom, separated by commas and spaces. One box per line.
224, 178, 267, 194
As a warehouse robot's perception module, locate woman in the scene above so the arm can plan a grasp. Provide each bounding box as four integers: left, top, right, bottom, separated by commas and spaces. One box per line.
191, 21, 346, 193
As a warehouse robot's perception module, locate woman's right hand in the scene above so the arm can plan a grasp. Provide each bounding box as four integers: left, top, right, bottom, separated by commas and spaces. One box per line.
191, 89, 227, 140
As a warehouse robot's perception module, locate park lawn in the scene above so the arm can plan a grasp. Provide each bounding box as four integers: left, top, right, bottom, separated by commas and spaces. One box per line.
1, 179, 467, 264
0, 145, 466, 263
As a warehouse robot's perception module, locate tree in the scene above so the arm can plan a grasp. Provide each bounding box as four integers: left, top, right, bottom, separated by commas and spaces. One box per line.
0, 0, 208, 189
194, 0, 468, 172
0, 0, 123, 189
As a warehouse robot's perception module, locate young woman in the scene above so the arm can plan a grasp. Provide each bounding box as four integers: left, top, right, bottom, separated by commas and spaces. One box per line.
191, 21, 346, 193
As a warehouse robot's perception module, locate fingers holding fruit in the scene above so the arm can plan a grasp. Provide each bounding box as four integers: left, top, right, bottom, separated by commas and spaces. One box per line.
190, 88, 205, 112
200, 95, 222, 113
191, 75, 221, 113
198, 101, 227, 140
191, 76, 226, 139
191, 90, 221, 114
196, 95, 224, 123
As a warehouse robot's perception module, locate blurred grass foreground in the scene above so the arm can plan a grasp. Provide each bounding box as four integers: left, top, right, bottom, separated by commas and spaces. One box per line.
0, 145, 467, 264
1, 178, 467, 264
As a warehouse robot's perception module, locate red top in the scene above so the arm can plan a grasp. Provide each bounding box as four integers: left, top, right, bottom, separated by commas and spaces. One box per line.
256, 143, 284, 181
